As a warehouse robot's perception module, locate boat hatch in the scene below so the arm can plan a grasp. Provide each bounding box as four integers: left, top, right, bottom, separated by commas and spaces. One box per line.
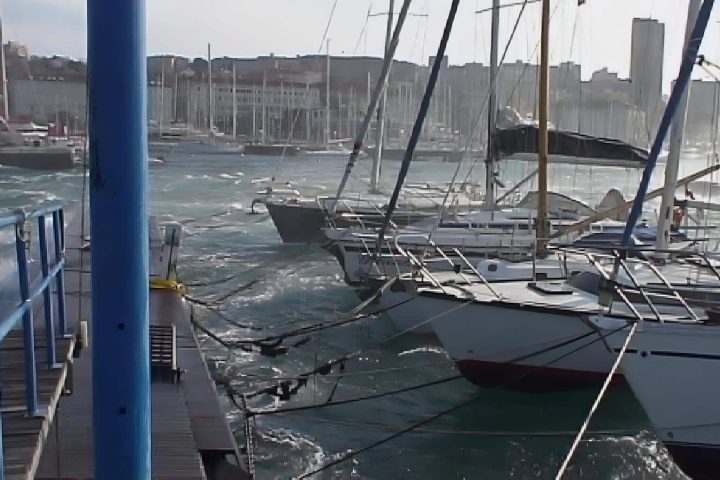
527, 281, 574, 295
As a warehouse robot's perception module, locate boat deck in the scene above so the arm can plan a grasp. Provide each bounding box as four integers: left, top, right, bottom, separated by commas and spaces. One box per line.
1, 215, 248, 479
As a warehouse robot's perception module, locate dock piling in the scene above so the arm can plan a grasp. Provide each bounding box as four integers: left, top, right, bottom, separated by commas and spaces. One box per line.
88, 0, 151, 477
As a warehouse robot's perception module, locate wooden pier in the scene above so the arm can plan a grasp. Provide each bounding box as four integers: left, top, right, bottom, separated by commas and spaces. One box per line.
1, 216, 248, 479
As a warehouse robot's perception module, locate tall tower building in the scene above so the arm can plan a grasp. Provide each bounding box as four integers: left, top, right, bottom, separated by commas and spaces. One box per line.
630, 18, 665, 130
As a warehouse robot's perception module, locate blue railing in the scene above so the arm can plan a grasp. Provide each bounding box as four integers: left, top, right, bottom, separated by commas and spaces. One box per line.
0, 204, 67, 479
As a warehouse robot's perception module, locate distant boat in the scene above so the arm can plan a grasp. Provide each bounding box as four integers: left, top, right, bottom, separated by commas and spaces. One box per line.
244, 143, 299, 156
0, 117, 75, 170
297, 145, 366, 158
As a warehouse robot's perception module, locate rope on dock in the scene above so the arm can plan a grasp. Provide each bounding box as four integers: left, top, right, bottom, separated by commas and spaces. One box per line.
554, 322, 636, 480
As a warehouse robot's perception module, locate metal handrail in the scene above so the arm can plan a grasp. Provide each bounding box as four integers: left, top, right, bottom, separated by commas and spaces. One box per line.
0, 204, 67, 479
576, 248, 710, 325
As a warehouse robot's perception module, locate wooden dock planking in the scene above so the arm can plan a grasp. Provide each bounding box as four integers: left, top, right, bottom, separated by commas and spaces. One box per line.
31, 220, 247, 479
151, 290, 243, 467
0, 322, 76, 480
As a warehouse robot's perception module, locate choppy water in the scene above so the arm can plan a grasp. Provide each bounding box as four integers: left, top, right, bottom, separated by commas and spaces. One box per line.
1, 149, 710, 479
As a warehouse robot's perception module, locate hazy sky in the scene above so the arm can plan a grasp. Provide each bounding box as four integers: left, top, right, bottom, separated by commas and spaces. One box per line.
4, 0, 720, 91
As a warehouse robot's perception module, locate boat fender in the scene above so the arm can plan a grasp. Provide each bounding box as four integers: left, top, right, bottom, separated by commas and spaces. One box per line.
79, 320, 89, 350
315, 362, 333, 375
250, 198, 266, 215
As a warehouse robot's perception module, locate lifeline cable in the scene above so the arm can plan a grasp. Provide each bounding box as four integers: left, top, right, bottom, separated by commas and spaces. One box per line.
244, 319, 626, 411
192, 295, 414, 353
189, 285, 415, 356
376, 0, 460, 249
192, 276, 400, 339
282, 414, 641, 438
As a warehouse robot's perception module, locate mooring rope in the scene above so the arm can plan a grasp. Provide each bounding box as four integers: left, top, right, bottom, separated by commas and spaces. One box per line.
291, 323, 630, 478
554, 322, 636, 480
245, 375, 463, 416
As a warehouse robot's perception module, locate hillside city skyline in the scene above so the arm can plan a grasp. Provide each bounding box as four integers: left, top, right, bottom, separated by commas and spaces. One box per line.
5, 0, 720, 93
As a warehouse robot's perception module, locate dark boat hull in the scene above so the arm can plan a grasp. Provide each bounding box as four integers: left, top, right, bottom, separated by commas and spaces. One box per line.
665, 442, 720, 480
0, 147, 75, 170
264, 201, 432, 244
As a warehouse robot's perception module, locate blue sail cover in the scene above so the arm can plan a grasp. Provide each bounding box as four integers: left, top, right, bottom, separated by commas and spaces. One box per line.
493, 125, 649, 167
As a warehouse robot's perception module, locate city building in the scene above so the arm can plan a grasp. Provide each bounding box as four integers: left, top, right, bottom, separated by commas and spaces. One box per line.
0, 16, 678, 146
630, 18, 665, 132
685, 79, 720, 143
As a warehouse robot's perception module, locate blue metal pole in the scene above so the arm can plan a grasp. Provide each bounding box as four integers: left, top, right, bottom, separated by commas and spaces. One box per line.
52, 210, 69, 337
621, 0, 714, 246
88, 0, 150, 477
14, 221, 39, 416
37, 215, 60, 368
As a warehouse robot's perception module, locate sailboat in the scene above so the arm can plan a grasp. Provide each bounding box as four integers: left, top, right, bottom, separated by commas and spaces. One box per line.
592, 2, 720, 479
324, 0, 650, 288
260, 0, 451, 244
371, 0, 720, 391
165, 44, 243, 156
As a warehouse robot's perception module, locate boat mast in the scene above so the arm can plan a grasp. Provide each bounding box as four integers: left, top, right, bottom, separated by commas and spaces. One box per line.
484, 0, 500, 208
232, 63, 237, 138
377, 0, 461, 248
655, 0, 700, 251
0, 12, 7, 119
332, 0, 413, 210
88, 0, 150, 475
621, 0, 714, 247
160, 59, 165, 137
370, 0, 395, 193
262, 70, 267, 144
536, 0, 550, 255
252, 85, 257, 142
207, 43, 213, 140
325, 39, 331, 149
172, 58, 178, 123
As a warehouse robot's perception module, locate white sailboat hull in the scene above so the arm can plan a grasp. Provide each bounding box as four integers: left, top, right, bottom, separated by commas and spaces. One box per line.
373, 287, 437, 334
328, 231, 536, 286
425, 294, 618, 391
600, 317, 720, 480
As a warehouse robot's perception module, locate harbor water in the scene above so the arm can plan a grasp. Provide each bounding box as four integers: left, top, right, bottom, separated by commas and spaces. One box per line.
1, 150, 711, 479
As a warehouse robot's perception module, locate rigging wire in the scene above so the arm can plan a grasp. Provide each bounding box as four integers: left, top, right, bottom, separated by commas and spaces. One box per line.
230, 360, 454, 382
246, 374, 463, 416
318, 0, 341, 53
353, 1, 376, 55
294, 323, 631, 479
76, 70, 91, 339
274, 413, 642, 438
443, 0, 564, 214
437, 0, 532, 217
